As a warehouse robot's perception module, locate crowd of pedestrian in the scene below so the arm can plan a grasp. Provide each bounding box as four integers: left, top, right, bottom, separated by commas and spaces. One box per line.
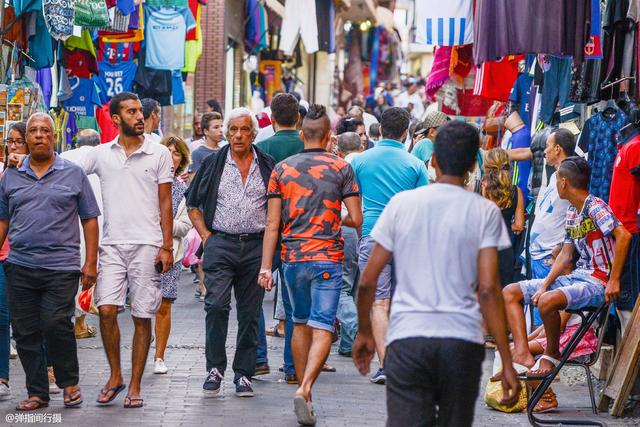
0, 82, 636, 427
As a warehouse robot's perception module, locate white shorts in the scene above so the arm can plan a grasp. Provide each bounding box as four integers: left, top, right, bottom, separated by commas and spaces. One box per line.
279, 0, 318, 55
94, 244, 161, 319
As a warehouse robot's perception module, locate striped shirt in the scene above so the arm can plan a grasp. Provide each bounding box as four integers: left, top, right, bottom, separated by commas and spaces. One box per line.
415, 1, 473, 46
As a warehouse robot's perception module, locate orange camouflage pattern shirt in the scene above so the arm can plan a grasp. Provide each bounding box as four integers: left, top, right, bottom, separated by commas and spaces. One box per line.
267, 149, 360, 263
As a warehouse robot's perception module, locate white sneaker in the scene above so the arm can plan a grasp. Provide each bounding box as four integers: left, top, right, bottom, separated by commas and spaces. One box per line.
9, 343, 16, 359
154, 358, 168, 374
0, 381, 11, 401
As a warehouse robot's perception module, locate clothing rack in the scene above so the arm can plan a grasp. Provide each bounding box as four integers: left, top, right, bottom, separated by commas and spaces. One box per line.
1, 40, 34, 63
601, 76, 636, 91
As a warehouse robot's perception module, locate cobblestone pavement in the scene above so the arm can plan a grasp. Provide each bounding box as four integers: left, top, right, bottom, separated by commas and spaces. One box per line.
1, 272, 639, 426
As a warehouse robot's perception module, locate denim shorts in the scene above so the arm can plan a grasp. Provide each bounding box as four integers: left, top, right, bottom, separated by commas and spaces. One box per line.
282, 261, 342, 332
519, 270, 605, 310
358, 236, 394, 300
530, 255, 553, 279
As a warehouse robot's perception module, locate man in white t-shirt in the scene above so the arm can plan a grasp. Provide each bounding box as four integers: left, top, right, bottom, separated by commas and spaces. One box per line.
352, 121, 520, 426
395, 79, 425, 122
528, 129, 576, 279
84, 93, 174, 409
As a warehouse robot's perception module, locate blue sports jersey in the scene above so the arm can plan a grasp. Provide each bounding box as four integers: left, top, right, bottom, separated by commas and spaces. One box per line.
509, 73, 533, 128
62, 77, 101, 117
94, 61, 138, 104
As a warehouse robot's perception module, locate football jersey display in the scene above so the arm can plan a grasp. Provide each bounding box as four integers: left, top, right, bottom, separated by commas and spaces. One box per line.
144, 6, 195, 70
62, 77, 101, 117
94, 60, 138, 104
414, 0, 474, 46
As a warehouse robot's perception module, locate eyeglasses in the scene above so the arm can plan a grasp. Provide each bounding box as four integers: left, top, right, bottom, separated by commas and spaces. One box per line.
228, 126, 253, 135
4, 138, 25, 147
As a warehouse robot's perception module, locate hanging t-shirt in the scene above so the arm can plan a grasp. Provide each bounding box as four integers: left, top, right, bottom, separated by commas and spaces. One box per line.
529, 173, 571, 259
609, 135, 640, 234
565, 194, 620, 283
171, 70, 185, 104
97, 41, 137, 63
509, 73, 533, 127
27, 12, 55, 70
94, 60, 138, 104
96, 103, 119, 144
144, 6, 196, 70
42, 0, 74, 40
185, 0, 199, 41
62, 77, 101, 117
474, 56, 522, 102
414, 0, 473, 46
507, 126, 532, 203
578, 109, 628, 202
64, 48, 100, 79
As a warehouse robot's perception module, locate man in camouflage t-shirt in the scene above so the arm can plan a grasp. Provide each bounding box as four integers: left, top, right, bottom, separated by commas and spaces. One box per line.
258, 105, 362, 426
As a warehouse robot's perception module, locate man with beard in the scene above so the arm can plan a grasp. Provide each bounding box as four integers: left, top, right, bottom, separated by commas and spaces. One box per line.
83, 92, 174, 408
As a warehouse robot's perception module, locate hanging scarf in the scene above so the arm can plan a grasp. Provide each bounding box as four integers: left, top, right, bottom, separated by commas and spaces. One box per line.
426, 46, 452, 101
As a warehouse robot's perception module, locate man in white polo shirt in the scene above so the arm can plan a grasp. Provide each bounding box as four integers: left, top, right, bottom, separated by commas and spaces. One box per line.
82, 92, 174, 409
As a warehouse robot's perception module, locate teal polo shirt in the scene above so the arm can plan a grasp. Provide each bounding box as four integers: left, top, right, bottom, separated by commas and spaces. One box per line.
255, 129, 304, 163
411, 138, 434, 163
351, 139, 428, 237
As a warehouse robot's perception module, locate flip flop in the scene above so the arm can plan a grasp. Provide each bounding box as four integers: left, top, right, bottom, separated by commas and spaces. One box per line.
490, 363, 530, 382
265, 326, 283, 338
527, 355, 561, 379
293, 395, 316, 426
16, 397, 49, 411
96, 383, 126, 405
63, 388, 83, 408
124, 395, 144, 409
321, 363, 336, 373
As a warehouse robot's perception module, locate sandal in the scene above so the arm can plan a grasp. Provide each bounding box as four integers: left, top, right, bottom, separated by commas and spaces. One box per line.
96, 383, 126, 404
533, 387, 558, 413
265, 326, 283, 338
527, 355, 561, 379
321, 363, 336, 373
75, 325, 97, 339
63, 387, 83, 408
16, 397, 49, 411
123, 395, 144, 409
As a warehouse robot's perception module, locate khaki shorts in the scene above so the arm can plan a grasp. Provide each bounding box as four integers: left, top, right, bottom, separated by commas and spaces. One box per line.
94, 244, 161, 318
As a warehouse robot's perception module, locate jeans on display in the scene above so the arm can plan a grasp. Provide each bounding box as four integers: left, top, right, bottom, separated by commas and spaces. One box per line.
0, 262, 9, 380
337, 226, 359, 354
5, 262, 81, 401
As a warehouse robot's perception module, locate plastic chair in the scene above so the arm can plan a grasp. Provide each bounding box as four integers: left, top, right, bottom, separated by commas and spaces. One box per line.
524, 303, 610, 427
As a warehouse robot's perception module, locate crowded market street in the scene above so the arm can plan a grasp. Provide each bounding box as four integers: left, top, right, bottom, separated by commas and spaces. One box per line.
0, 273, 637, 426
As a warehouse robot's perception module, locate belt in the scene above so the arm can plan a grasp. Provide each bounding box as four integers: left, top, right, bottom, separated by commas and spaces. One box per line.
212, 230, 264, 242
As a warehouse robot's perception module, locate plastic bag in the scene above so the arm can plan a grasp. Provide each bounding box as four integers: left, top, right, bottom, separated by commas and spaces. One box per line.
181, 228, 202, 267
74, 0, 109, 28
77, 287, 99, 315
483, 378, 527, 413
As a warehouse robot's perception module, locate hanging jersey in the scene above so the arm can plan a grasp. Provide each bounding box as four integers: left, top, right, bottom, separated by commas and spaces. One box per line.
97, 41, 137, 63
94, 61, 138, 104
414, 0, 473, 46
62, 77, 101, 117
144, 5, 195, 70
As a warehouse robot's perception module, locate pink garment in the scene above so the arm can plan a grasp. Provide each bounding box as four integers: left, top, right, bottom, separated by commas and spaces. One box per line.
426, 46, 452, 101
535, 324, 598, 360
0, 239, 8, 261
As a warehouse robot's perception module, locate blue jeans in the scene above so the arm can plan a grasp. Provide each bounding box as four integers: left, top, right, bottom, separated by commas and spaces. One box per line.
256, 308, 267, 365
0, 263, 8, 379
281, 271, 295, 375
337, 226, 358, 354
282, 261, 342, 332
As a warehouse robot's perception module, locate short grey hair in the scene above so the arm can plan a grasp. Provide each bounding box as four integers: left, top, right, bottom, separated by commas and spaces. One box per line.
338, 132, 361, 155
26, 112, 55, 132
76, 129, 101, 147
223, 107, 259, 137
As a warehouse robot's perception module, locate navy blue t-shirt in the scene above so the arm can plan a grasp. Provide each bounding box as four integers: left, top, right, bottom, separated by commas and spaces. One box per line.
509, 73, 533, 128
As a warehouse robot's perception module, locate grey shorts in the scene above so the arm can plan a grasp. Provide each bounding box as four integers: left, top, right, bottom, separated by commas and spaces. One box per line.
518, 271, 605, 310
94, 244, 162, 318
358, 235, 394, 300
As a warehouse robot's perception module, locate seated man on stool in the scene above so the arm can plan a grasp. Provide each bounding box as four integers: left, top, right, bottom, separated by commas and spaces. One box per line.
501, 157, 630, 377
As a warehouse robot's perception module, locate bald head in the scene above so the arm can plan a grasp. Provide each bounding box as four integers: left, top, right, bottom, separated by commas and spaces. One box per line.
76, 129, 100, 147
